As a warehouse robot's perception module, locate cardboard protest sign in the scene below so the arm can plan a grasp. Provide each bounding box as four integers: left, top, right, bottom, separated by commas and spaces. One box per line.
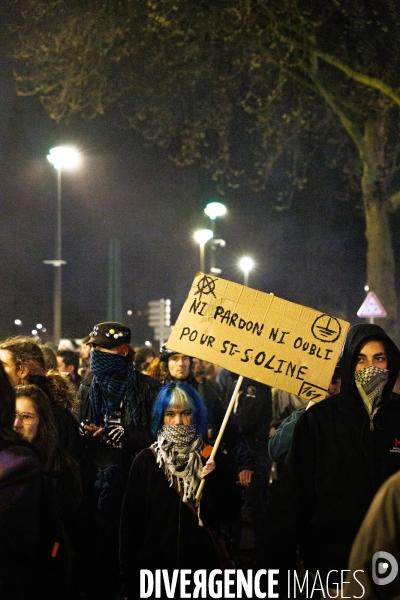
167, 273, 350, 402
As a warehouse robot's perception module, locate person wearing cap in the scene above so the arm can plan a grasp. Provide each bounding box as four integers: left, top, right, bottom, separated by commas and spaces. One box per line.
76, 321, 160, 600
265, 324, 400, 596
78, 322, 160, 452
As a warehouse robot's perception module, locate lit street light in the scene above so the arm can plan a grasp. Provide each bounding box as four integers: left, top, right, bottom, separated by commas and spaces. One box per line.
44, 146, 80, 345
239, 256, 254, 286
194, 229, 213, 272
204, 201, 227, 228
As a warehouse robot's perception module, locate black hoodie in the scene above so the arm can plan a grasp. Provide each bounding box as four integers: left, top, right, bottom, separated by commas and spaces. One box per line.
266, 324, 400, 586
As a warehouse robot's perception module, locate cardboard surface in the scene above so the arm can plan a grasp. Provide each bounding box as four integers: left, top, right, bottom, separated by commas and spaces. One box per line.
167, 273, 350, 401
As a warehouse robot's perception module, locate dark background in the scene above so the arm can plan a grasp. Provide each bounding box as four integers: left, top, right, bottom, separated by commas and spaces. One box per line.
1, 25, 397, 347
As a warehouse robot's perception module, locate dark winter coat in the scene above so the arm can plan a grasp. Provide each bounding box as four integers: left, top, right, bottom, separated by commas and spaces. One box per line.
222, 375, 272, 452
75, 371, 161, 598
120, 447, 223, 598
265, 324, 400, 584
0, 442, 42, 599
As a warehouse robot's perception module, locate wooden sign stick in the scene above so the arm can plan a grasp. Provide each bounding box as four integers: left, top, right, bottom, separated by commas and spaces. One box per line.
195, 375, 244, 500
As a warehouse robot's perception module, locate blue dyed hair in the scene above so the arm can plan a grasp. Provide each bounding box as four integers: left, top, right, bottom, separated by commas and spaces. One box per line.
151, 381, 208, 437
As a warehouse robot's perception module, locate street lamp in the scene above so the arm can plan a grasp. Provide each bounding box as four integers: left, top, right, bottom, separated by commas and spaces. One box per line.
209, 239, 226, 274
45, 146, 80, 345
239, 256, 254, 286
194, 229, 213, 272
204, 201, 227, 230
204, 202, 227, 272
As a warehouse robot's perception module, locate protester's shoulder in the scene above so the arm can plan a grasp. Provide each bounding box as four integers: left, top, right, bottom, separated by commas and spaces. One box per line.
0, 443, 40, 478
199, 379, 221, 402
0, 442, 38, 461
285, 406, 306, 424
381, 470, 400, 497
80, 372, 93, 387
293, 395, 343, 428
136, 370, 161, 396
382, 395, 400, 414
307, 392, 349, 412
132, 446, 156, 470
136, 369, 160, 386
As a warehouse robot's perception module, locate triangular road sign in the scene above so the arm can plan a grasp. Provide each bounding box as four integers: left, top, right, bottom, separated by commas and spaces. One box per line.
357, 291, 387, 318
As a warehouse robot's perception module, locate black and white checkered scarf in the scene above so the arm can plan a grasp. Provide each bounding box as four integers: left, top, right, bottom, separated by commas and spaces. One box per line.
152, 424, 203, 503
354, 365, 389, 415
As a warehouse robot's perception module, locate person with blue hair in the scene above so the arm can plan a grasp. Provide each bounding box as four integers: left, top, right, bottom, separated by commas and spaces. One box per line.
150, 380, 208, 438
120, 381, 233, 598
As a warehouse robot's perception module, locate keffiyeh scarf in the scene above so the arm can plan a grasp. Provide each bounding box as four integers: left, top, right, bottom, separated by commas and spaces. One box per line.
354, 365, 389, 415
89, 349, 139, 426
152, 424, 203, 504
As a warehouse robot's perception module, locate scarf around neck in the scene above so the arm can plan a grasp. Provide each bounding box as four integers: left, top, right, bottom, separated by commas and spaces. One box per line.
354, 365, 389, 415
89, 349, 139, 426
152, 424, 203, 504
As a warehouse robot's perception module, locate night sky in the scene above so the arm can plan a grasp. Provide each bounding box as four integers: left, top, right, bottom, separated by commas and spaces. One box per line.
1, 22, 398, 348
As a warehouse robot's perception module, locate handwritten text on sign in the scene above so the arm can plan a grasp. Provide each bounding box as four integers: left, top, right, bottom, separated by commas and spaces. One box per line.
166, 274, 350, 401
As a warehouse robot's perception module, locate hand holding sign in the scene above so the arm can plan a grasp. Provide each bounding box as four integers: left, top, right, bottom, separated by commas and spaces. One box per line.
167, 274, 350, 499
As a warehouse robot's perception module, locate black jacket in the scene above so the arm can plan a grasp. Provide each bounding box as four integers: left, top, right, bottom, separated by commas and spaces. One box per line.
120, 447, 222, 597
222, 374, 272, 452
266, 324, 400, 583
0, 442, 42, 599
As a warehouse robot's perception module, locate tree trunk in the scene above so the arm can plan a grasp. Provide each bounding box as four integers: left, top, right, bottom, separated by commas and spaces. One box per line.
361, 117, 399, 342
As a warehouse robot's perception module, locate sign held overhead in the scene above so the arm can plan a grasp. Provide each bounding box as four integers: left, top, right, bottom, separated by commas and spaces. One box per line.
167, 273, 350, 402
357, 291, 387, 318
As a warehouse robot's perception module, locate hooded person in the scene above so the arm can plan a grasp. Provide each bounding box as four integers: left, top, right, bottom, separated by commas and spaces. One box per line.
265, 323, 400, 595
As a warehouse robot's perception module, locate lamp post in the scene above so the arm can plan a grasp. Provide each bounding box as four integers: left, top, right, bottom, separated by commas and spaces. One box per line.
239, 256, 254, 286
204, 202, 227, 273
45, 146, 80, 345
204, 201, 227, 231
194, 229, 213, 272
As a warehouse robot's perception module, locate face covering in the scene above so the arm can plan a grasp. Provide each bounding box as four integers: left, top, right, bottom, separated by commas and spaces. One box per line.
152, 424, 203, 504
354, 365, 389, 414
89, 349, 139, 426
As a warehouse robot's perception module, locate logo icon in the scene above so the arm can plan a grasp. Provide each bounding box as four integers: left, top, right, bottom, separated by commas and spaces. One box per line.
372, 551, 398, 586
311, 314, 341, 343
195, 275, 217, 300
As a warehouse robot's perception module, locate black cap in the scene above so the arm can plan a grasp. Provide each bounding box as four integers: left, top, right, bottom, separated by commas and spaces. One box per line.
86, 322, 131, 349
159, 345, 178, 362
159, 344, 192, 363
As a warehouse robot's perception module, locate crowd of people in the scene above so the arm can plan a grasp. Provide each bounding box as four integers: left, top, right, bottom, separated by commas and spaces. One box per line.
1, 320, 400, 599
